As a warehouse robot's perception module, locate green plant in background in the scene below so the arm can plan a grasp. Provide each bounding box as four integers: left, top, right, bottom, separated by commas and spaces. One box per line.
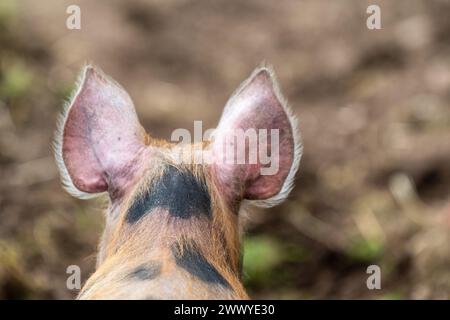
0, 62, 33, 99
243, 236, 282, 282
348, 236, 384, 262
243, 236, 307, 289
0, 0, 16, 25
379, 291, 404, 300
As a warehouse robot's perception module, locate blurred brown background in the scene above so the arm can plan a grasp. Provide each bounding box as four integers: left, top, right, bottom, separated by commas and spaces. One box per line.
0, 0, 449, 299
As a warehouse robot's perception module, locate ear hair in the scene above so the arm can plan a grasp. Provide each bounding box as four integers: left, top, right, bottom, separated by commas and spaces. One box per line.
240, 64, 302, 208
53, 64, 105, 199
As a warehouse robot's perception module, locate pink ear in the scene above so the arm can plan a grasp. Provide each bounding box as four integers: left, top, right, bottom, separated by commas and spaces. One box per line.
210, 66, 301, 207
54, 65, 147, 199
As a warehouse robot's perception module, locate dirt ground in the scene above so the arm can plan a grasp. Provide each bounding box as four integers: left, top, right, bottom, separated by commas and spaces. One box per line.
0, 0, 449, 299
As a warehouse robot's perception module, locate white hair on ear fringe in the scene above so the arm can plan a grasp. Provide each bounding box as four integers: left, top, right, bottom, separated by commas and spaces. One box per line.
237, 64, 303, 208
53, 64, 106, 200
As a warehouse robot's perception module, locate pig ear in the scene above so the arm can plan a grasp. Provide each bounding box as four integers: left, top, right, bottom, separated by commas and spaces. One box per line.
209, 65, 302, 208
54, 65, 147, 199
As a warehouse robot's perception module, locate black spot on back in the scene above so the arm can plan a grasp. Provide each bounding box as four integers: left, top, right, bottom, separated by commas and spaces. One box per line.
172, 243, 230, 288
127, 166, 211, 223
127, 262, 161, 281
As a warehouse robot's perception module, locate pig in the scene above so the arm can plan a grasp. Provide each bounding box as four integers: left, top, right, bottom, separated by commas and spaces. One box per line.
54, 64, 301, 299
